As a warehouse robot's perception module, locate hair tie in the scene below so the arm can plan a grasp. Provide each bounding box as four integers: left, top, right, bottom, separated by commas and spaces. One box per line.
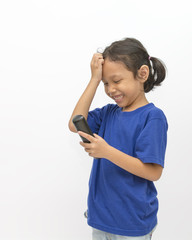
148, 56, 151, 60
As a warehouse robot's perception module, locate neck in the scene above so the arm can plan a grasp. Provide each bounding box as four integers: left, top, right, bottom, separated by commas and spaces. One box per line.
122, 95, 149, 112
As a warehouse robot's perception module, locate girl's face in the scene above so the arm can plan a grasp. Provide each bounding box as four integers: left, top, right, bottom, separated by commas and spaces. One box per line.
102, 58, 148, 111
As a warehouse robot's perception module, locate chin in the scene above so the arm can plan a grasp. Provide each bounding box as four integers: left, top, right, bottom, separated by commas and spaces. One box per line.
116, 103, 125, 108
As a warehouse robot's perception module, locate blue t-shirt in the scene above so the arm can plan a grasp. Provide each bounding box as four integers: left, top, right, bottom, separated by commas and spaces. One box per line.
87, 103, 168, 236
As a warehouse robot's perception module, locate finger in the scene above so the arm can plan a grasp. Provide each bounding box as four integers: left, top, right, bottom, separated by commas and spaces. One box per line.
93, 133, 98, 137
78, 131, 95, 142
94, 53, 103, 58
79, 141, 91, 148
92, 53, 102, 62
98, 58, 104, 66
93, 58, 103, 68
93, 54, 103, 64
93, 133, 101, 139
85, 148, 91, 153
98, 55, 104, 60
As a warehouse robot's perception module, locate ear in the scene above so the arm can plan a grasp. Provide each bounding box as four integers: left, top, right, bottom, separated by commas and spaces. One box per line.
137, 65, 149, 83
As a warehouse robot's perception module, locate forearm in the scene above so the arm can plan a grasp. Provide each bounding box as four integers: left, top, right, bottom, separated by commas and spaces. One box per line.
78, 131, 163, 181
105, 146, 163, 181
68, 78, 99, 132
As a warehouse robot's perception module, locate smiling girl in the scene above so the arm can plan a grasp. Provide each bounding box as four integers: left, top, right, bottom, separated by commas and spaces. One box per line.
68, 38, 168, 240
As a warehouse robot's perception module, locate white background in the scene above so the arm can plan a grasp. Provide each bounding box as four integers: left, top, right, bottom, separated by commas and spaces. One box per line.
0, 0, 191, 239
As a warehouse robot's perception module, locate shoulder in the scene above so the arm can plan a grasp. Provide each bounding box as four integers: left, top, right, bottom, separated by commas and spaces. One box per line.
142, 103, 168, 128
148, 104, 167, 121
88, 104, 120, 123
147, 104, 166, 119
91, 104, 119, 115
88, 104, 120, 133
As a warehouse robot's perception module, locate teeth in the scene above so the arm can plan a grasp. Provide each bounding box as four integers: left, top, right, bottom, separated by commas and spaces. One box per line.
114, 95, 123, 100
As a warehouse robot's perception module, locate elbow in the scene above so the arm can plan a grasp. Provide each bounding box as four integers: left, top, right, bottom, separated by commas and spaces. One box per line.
68, 121, 77, 133
144, 163, 163, 181
152, 174, 162, 182
151, 165, 163, 181
147, 174, 161, 182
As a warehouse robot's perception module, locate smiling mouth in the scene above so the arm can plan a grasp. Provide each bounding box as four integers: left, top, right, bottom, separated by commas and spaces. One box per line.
112, 94, 124, 102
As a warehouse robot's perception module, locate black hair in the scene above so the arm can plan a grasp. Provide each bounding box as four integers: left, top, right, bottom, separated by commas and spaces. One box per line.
101, 38, 166, 93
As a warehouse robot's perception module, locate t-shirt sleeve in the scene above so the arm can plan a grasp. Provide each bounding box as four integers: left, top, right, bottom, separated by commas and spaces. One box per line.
87, 104, 116, 134
135, 118, 168, 167
87, 106, 107, 134
87, 108, 102, 134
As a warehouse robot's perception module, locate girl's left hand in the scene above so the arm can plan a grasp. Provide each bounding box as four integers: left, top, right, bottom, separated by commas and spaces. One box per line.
78, 131, 110, 159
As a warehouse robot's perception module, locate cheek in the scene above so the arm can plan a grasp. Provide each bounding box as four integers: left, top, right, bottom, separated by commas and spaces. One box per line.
123, 81, 139, 93
104, 86, 109, 95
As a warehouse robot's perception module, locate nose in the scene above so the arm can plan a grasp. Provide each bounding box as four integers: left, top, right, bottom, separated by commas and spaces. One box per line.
107, 84, 116, 95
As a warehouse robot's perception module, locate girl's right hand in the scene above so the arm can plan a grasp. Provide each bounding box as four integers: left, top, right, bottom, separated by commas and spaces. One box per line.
90, 53, 104, 83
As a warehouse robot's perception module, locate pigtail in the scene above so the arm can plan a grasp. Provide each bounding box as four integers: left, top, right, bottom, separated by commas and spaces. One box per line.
144, 57, 166, 93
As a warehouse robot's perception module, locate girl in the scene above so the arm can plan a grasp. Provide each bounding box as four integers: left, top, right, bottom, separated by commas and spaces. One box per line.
68, 38, 168, 240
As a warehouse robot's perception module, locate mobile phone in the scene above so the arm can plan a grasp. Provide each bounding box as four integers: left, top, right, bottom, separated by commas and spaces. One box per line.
72, 115, 94, 143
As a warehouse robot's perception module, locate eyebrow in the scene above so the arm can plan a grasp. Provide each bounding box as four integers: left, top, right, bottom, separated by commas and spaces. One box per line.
102, 74, 122, 82
110, 74, 122, 79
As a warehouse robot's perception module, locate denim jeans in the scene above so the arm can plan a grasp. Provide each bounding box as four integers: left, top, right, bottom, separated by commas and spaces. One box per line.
92, 227, 155, 240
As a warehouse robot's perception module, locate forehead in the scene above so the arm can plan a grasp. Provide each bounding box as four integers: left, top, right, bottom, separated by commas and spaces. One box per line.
102, 59, 129, 80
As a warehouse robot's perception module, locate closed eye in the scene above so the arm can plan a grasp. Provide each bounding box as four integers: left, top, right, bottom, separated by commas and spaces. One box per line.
114, 79, 122, 84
